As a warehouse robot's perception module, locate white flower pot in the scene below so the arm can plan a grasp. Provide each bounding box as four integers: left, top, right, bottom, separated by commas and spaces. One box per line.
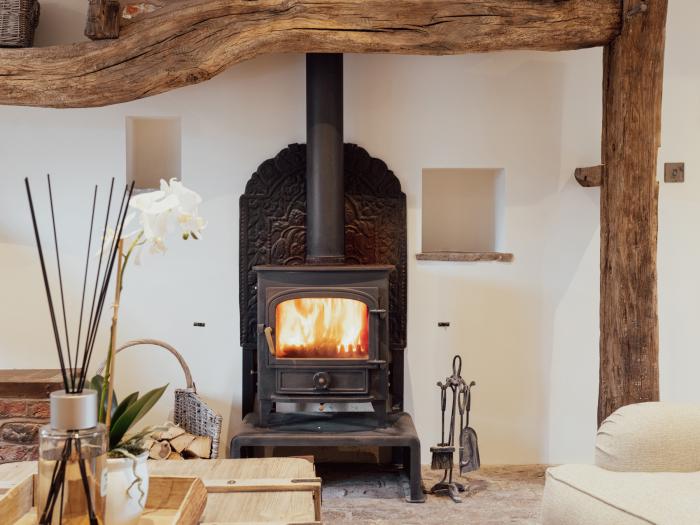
106, 452, 149, 525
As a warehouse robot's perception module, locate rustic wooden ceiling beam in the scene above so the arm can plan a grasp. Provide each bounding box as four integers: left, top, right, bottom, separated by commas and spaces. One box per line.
0, 0, 622, 108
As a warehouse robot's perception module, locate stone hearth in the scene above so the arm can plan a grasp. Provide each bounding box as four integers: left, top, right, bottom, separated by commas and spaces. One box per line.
320, 464, 546, 524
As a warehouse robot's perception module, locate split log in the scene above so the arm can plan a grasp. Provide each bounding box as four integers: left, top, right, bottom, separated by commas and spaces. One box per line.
146, 425, 212, 459
169, 432, 196, 454
598, 0, 668, 426
574, 165, 603, 187
183, 436, 212, 459
149, 440, 172, 460
152, 426, 185, 441
0, 0, 621, 108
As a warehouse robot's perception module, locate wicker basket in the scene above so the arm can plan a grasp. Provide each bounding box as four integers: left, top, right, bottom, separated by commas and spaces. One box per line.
0, 0, 40, 48
97, 339, 223, 459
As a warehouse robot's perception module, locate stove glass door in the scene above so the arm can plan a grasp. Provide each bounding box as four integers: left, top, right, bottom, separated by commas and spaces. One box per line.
275, 297, 370, 359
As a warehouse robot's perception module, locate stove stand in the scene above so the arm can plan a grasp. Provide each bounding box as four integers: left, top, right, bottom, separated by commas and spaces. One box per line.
230, 411, 426, 503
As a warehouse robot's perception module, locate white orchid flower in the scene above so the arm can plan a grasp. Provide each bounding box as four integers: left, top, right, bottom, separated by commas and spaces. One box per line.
160, 178, 205, 240
97, 213, 139, 257
129, 178, 206, 262
99, 179, 205, 265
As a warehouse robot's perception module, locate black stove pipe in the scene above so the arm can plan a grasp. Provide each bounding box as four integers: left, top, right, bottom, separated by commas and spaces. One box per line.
306, 53, 345, 265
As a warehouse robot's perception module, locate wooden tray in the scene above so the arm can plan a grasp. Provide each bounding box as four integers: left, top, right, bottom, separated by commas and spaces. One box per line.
149, 458, 321, 524
0, 474, 207, 525
201, 477, 321, 524
0, 458, 321, 524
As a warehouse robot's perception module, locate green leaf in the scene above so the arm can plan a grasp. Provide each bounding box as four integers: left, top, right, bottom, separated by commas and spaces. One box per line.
109, 384, 168, 449
89, 374, 103, 393
89, 374, 119, 422
111, 391, 139, 427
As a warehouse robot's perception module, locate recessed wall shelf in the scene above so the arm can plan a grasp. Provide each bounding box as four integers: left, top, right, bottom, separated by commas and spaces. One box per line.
416, 252, 514, 262
421, 168, 507, 255
126, 116, 181, 190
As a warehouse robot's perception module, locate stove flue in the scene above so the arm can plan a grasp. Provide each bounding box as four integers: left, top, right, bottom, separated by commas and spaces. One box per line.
306, 53, 345, 264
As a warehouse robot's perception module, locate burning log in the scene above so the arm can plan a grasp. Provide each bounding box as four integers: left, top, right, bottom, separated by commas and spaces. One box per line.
275, 297, 369, 358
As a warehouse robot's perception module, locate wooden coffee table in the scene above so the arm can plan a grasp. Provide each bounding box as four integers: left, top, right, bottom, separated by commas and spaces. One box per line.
0, 457, 320, 524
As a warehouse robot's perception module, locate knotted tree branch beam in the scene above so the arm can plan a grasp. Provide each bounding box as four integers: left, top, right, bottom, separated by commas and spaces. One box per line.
0, 0, 621, 108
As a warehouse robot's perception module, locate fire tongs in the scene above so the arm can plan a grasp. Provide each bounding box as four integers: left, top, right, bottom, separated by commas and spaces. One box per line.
429, 355, 477, 503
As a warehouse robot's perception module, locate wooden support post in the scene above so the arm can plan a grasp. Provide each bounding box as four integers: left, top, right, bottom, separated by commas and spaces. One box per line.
85, 0, 120, 40
599, 0, 668, 426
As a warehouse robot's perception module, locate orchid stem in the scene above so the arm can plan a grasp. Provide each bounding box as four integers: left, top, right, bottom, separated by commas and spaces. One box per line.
120, 231, 143, 285
101, 239, 124, 428
98, 230, 142, 425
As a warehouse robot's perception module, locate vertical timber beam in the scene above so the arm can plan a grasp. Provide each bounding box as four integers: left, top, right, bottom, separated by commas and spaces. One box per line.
599, 0, 668, 426
85, 0, 121, 40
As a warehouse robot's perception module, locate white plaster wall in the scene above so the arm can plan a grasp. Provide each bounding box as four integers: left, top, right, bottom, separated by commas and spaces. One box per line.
0, 0, 696, 465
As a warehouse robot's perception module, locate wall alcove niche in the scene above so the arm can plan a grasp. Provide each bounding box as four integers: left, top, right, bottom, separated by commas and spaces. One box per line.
126, 116, 181, 190
417, 168, 512, 262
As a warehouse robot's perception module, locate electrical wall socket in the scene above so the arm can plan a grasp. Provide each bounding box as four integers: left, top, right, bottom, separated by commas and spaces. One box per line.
664, 162, 685, 183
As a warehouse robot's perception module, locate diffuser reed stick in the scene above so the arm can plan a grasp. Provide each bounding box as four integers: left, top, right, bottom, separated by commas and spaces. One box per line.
47, 175, 73, 391
74, 186, 98, 391
25, 177, 70, 392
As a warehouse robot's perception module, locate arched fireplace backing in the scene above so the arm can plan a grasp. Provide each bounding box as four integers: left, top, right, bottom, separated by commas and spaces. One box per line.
239, 142, 408, 418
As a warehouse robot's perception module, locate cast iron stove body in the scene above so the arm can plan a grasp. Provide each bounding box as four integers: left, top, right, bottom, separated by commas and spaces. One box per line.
255, 264, 392, 426
251, 53, 395, 426
239, 54, 407, 427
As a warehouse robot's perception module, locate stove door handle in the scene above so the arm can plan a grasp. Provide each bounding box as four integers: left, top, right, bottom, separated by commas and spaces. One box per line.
369, 308, 387, 319
264, 326, 276, 355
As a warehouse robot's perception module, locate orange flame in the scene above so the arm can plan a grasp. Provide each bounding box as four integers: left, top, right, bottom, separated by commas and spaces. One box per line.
275, 298, 369, 358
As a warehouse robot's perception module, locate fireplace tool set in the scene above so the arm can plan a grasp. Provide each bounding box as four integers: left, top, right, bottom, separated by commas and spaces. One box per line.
429, 355, 479, 503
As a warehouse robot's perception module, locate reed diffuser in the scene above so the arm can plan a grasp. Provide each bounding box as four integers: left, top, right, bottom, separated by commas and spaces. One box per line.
26, 175, 134, 524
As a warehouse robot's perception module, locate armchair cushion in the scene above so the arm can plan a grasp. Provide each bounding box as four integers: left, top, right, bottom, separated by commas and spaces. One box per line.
543, 464, 700, 525
595, 402, 700, 472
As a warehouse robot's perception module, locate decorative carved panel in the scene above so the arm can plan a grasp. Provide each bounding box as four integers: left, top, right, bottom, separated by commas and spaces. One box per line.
239, 143, 407, 353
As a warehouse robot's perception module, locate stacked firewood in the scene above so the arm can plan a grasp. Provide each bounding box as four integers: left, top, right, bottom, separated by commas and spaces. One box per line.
144, 425, 212, 460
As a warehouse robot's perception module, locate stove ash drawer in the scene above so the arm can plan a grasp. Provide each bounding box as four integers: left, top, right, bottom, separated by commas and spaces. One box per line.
277, 369, 368, 394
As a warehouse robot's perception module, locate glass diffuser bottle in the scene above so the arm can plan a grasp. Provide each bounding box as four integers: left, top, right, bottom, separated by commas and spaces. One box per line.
38, 389, 107, 525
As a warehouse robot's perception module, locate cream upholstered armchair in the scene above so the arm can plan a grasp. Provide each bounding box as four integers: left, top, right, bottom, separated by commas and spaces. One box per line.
542, 402, 700, 524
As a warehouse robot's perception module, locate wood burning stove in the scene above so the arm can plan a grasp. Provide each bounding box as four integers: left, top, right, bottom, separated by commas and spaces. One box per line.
251, 54, 397, 426
232, 53, 424, 503
255, 264, 392, 426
